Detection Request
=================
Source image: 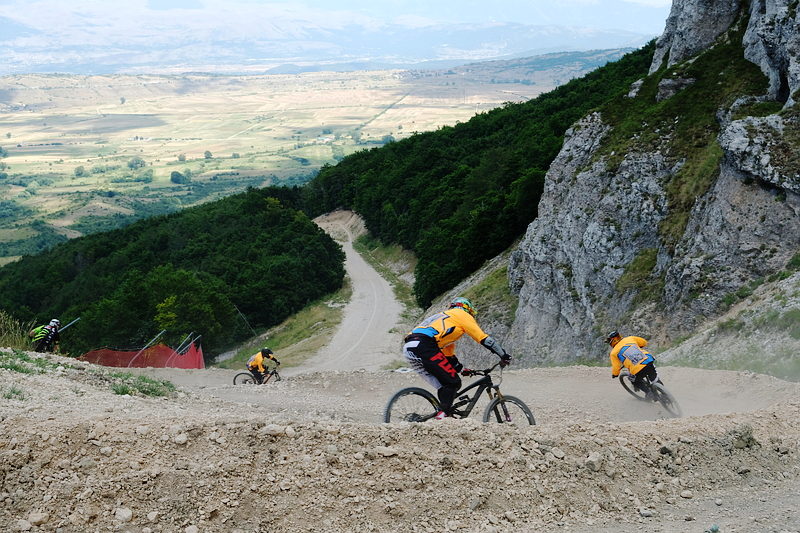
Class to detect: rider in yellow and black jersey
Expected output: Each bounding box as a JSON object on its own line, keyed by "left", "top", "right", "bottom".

{"left": 607, "top": 331, "right": 660, "bottom": 395}
{"left": 403, "top": 297, "right": 511, "bottom": 419}
{"left": 247, "top": 348, "right": 280, "bottom": 384}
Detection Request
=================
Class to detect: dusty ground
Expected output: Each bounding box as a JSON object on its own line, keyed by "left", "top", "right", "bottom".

{"left": 1, "top": 212, "right": 799, "bottom": 532}
{"left": 2, "top": 359, "right": 799, "bottom": 533}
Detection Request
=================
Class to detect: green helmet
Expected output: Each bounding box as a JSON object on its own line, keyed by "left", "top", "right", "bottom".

{"left": 449, "top": 297, "right": 476, "bottom": 317}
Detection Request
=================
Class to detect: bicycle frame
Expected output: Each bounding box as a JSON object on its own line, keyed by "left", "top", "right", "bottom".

{"left": 450, "top": 368, "right": 504, "bottom": 419}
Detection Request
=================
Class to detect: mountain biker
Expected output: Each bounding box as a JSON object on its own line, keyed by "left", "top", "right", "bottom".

{"left": 29, "top": 319, "right": 61, "bottom": 353}
{"left": 607, "top": 330, "right": 661, "bottom": 398}
{"left": 247, "top": 348, "right": 281, "bottom": 384}
{"left": 403, "top": 297, "right": 512, "bottom": 420}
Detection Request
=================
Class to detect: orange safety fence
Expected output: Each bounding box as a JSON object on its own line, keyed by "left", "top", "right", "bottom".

{"left": 80, "top": 342, "right": 205, "bottom": 369}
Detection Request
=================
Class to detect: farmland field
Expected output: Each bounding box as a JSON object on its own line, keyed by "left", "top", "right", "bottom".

{"left": 0, "top": 49, "right": 627, "bottom": 261}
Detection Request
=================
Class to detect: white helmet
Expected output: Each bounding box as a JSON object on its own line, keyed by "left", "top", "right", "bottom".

{"left": 49, "top": 318, "right": 61, "bottom": 328}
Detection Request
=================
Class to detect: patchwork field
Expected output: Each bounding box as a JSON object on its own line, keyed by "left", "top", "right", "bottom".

{"left": 0, "top": 49, "right": 627, "bottom": 261}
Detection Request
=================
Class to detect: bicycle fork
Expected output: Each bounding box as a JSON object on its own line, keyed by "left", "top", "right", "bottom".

{"left": 488, "top": 387, "right": 513, "bottom": 423}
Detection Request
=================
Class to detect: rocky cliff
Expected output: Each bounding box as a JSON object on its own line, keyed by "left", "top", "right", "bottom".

{"left": 507, "top": 0, "right": 800, "bottom": 363}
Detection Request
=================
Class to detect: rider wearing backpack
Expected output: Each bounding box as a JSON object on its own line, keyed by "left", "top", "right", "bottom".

{"left": 29, "top": 319, "right": 61, "bottom": 353}
{"left": 403, "top": 297, "right": 512, "bottom": 420}
{"left": 247, "top": 348, "right": 281, "bottom": 384}
{"left": 607, "top": 330, "right": 660, "bottom": 396}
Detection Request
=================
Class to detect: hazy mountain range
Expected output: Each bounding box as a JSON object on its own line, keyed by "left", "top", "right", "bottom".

{"left": 0, "top": 14, "right": 654, "bottom": 75}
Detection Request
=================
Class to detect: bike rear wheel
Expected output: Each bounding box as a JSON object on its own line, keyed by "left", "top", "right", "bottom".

{"left": 383, "top": 387, "right": 439, "bottom": 423}
{"left": 619, "top": 374, "right": 648, "bottom": 401}
{"left": 483, "top": 395, "right": 536, "bottom": 425}
{"left": 233, "top": 372, "right": 256, "bottom": 385}
{"left": 652, "top": 382, "right": 682, "bottom": 417}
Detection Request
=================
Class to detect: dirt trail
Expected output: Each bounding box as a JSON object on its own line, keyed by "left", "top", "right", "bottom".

{"left": 2, "top": 211, "right": 800, "bottom": 532}
{"left": 289, "top": 211, "right": 403, "bottom": 374}
{"left": 2, "top": 354, "right": 800, "bottom": 533}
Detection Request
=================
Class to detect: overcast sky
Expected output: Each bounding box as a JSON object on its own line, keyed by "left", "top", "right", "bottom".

{"left": 0, "top": 0, "right": 672, "bottom": 35}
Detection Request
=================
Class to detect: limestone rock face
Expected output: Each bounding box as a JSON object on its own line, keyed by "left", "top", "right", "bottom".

{"left": 653, "top": 0, "right": 800, "bottom": 105}
{"left": 742, "top": 0, "right": 800, "bottom": 105}
{"left": 508, "top": 114, "right": 673, "bottom": 362}
{"left": 649, "top": 0, "right": 741, "bottom": 74}
{"left": 507, "top": 2, "right": 800, "bottom": 362}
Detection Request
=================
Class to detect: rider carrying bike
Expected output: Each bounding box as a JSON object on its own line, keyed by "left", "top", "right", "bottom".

{"left": 404, "top": 297, "right": 512, "bottom": 420}
{"left": 247, "top": 348, "right": 280, "bottom": 384}
{"left": 607, "top": 330, "right": 661, "bottom": 398}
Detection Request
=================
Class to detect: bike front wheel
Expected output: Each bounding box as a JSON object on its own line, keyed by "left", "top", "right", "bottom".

{"left": 383, "top": 387, "right": 439, "bottom": 423}
{"left": 233, "top": 372, "right": 256, "bottom": 385}
{"left": 619, "top": 374, "right": 649, "bottom": 401}
{"left": 652, "top": 382, "right": 682, "bottom": 417}
{"left": 483, "top": 395, "right": 536, "bottom": 426}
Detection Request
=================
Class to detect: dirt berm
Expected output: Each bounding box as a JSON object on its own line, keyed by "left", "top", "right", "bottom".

{"left": 1, "top": 353, "right": 799, "bottom": 533}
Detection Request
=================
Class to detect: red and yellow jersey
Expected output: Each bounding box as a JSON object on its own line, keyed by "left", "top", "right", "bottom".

{"left": 609, "top": 336, "right": 654, "bottom": 376}
{"left": 410, "top": 307, "right": 489, "bottom": 357}
{"left": 247, "top": 351, "right": 276, "bottom": 372}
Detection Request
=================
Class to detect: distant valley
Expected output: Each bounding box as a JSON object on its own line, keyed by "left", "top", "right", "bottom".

{"left": 0, "top": 48, "right": 629, "bottom": 264}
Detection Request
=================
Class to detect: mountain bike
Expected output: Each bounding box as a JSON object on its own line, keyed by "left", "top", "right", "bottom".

{"left": 383, "top": 362, "right": 535, "bottom": 425}
{"left": 619, "top": 371, "right": 681, "bottom": 417}
{"left": 233, "top": 367, "right": 282, "bottom": 385}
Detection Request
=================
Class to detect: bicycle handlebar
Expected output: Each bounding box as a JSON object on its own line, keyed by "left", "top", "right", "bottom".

{"left": 463, "top": 362, "right": 502, "bottom": 377}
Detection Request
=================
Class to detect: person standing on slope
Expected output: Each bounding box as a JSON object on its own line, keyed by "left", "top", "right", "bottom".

{"left": 403, "top": 297, "right": 512, "bottom": 419}
{"left": 29, "top": 318, "right": 61, "bottom": 353}
{"left": 247, "top": 347, "right": 281, "bottom": 384}
{"left": 607, "top": 330, "right": 661, "bottom": 398}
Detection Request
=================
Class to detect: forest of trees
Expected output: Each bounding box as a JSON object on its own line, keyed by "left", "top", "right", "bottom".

{"left": 0, "top": 187, "right": 343, "bottom": 356}
{"left": 301, "top": 43, "right": 655, "bottom": 306}
{"left": 0, "top": 43, "right": 656, "bottom": 355}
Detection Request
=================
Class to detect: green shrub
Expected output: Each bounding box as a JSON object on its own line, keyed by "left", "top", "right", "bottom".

{"left": 787, "top": 252, "right": 800, "bottom": 271}
{"left": 109, "top": 372, "right": 176, "bottom": 397}
{"left": 2, "top": 385, "right": 25, "bottom": 400}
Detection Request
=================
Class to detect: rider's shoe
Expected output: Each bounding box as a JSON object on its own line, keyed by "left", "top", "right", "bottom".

{"left": 434, "top": 410, "right": 448, "bottom": 420}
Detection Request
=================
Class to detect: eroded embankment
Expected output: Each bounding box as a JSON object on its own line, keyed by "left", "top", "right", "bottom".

{"left": 1, "top": 354, "right": 799, "bottom": 532}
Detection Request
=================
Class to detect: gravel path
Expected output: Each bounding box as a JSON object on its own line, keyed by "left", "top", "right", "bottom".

{"left": 289, "top": 211, "right": 403, "bottom": 374}
{"left": 2, "top": 211, "right": 799, "bottom": 532}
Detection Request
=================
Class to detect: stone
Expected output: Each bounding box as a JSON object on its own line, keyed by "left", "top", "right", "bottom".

{"left": 114, "top": 507, "right": 133, "bottom": 522}
{"left": 680, "top": 490, "right": 694, "bottom": 499}
{"left": 656, "top": 77, "right": 696, "bottom": 102}
{"left": 375, "top": 446, "right": 398, "bottom": 457}
{"left": 584, "top": 452, "right": 603, "bottom": 472}
{"left": 27, "top": 512, "right": 48, "bottom": 525}
{"left": 262, "top": 424, "right": 284, "bottom": 436}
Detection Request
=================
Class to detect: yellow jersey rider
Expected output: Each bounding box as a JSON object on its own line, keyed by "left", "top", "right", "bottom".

{"left": 404, "top": 297, "right": 512, "bottom": 419}
{"left": 247, "top": 348, "right": 281, "bottom": 384}
{"left": 607, "top": 330, "right": 660, "bottom": 397}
